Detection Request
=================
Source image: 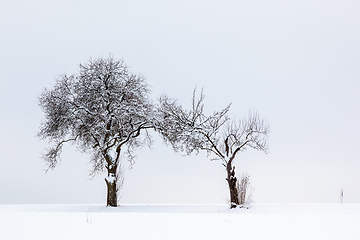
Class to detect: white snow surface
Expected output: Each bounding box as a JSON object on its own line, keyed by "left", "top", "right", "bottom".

{"left": 1, "top": 204, "right": 360, "bottom": 240}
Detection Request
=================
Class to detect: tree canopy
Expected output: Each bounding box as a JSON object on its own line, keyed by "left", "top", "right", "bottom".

{"left": 157, "top": 89, "right": 269, "bottom": 207}
{"left": 39, "top": 57, "right": 155, "bottom": 206}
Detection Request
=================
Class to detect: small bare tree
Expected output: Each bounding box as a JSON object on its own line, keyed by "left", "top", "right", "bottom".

{"left": 236, "top": 174, "right": 253, "bottom": 207}
{"left": 157, "top": 89, "right": 269, "bottom": 208}
{"left": 38, "top": 57, "right": 155, "bottom": 207}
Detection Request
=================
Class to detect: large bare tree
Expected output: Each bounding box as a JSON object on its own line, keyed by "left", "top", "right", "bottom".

{"left": 38, "top": 57, "right": 155, "bottom": 207}
{"left": 157, "top": 90, "right": 269, "bottom": 208}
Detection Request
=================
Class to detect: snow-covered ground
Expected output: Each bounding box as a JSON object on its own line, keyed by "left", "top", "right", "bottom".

{"left": 1, "top": 204, "right": 359, "bottom": 240}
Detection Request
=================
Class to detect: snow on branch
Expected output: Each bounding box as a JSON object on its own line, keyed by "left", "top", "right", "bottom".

{"left": 39, "top": 56, "right": 156, "bottom": 174}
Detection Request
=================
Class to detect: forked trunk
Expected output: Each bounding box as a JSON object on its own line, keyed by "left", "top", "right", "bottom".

{"left": 226, "top": 162, "right": 239, "bottom": 208}
{"left": 105, "top": 165, "right": 118, "bottom": 207}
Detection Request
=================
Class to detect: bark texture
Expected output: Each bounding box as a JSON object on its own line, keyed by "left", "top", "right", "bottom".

{"left": 226, "top": 163, "right": 239, "bottom": 208}
{"left": 105, "top": 165, "right": 118, "bottom": 207}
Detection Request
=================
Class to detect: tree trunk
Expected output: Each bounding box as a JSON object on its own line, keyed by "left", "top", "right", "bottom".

{"left": 105, "top": 164, "right": 118, "bottom": 207}
{"left": 226, "top": 163, "right": 239, "bottom": 208}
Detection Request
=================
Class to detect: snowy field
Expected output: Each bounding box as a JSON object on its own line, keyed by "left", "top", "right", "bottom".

{"left": 1, "top": 204, "right": 360, "bottom": 240}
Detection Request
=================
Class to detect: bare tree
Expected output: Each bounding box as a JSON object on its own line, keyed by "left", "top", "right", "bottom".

{"left": 38, "top": 57, "right": 155, "bottom": 207}
{"left": 157, "top": 89, "right": 269, "bottom": 208}
{"left": 236, "top": 174, "right": 253, "bottom": 207}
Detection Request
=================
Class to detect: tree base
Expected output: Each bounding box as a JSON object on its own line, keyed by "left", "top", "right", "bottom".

{"left": 105, "top": 177, "right": 118, "bottom": 207}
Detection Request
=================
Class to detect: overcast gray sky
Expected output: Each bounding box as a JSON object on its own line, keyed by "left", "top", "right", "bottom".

{"left": 1, "top": 0, "right": 360, "bottom": 205}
